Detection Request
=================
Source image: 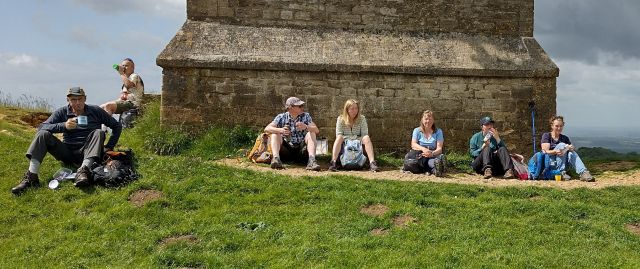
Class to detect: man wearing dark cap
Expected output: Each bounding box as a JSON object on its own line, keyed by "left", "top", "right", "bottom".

{"left": 469, "top": 116, "right": 515, "bottom": 180}
{"left": 264, "top": 96, "right": 321, "bottom": 171}
{"left": 11, "top": 87, "right": 122, "bottom": 195}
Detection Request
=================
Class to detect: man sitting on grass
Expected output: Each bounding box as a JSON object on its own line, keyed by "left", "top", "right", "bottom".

{"left": 11, "top": 87, "right": 122, "bottom": 195}
{"left": 264, "top": 96, "right": 321, "bottom": 171}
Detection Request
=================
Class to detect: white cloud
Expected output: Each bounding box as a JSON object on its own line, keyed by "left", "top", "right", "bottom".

{"left": 71, "top": 0, "right": 186, "bottom": 20}
{"left": 3, "top": 53, "right": 39, "bottom": 67}
{"left": 555, "top": 56, "right": 640, "bottom": 130}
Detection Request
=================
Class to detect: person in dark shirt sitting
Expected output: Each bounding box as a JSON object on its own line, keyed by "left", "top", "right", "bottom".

{"left": 11, "top": 87, "right": 122, "bottom": 195}
{"left": 540, "top": 115, "right": 594, "bottom": 182}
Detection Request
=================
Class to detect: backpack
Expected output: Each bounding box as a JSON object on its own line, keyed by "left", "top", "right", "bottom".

{"left": 527, "top": 151, "right": 560, "bottom": 180}
{"left": 340, "top": 139, "right": 367, "bottom": 170}
{"left": 509, "top": 154, "right": 529, "bottom": 180}
{"left": 403, "top": 150, "right": 423, "bottom": 174}
{"left": 248, "top": 133, "right": 272, "bottom": 163}
{"left": 92, "top": 149, "right": 139, "bottom": 187}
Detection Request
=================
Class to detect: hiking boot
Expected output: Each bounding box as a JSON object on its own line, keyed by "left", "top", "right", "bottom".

{"left": 561, "top": 171, "right": 571, "bottom": 181}
{"left": 270, "top": 157, "right": 284, "bottom": 170}
{"left": 328, "top": 161, "right": 338, "bottom": 172}
{"left": 483, "top": 167, "right": 493, "bottom": 179}
{"left": 503, "top": 169, "right": 514, "bottom": 179}
{"left": 11, "top": 171, "right": 40, "bottom": 195}
{"left": 74, "top": 166, "right": 93, "bottom": 187}
{"left": 433, "top": 158, "right": 444, "bottom": 177}
{"left": 306, "top": 158, "right": 321, "bottom": 171}
{"left": 579, "top": 170, "right": 595, "bottom": 182}
{"left": 369, "top": 161, "right": 380, "bottom": 172}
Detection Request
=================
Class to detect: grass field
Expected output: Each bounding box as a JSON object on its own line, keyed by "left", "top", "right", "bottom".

{"left": 1, "top": 102, "right": 640, "bottom": 268}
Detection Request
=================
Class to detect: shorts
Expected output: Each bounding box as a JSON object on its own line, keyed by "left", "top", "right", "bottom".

{"left": 279, "top": 140, "right": 308, "bottom": 163}
{"left": 115, "top": 100, "right": 136, "bottom": 114}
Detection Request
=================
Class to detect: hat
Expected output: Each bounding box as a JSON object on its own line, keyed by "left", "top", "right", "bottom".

{"left": 67, "top": 87, "right": 86, "bottom": 97}
{"left": 480, "top": 116, "right": 495, "bottom": 125}
{"left": 285, "top": 97, "right": 305, "bottom": 108}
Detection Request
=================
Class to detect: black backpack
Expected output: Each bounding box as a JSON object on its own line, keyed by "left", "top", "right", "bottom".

{"left": 92, "top": 149, "right": 139, "bottom": 187}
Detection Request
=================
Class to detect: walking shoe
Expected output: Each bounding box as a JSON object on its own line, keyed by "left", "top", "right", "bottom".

{"left": 306, "top": 158, "right": 321, "bottom": 171}
{"left": 483, "top": 167, "right": 493, "bottom": 179}
{"left": 503, "top": 169, "right": 514, "bottom": 179}
{"left": 270, "top": 157, "right": 284, "bottom": 169}
{"left": 433, "top": 158, "right": 444, "bottom": 177}
{"left": 11, "top": 171, "right": 40, "bottom": 195}
{"left": 328, "top": 161, "right": 338, "bottom": 172}
{"left": 74, "top": 166, "right": 93, "bottom": 187}
{"left": 369, "top": 161, "right": 380, "bottom": 172}
{"left": 561, "top": 171, "right": 571, "bottom": 181}
{"left": 579, "top": 170, "right": 595, "bottom": 182}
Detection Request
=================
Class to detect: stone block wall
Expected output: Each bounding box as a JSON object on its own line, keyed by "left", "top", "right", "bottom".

{"left": 186, "top": 0, "right": 534, "bottom": 36}
{"left": 161, "top": 68, "right": 555, "bottom": 155}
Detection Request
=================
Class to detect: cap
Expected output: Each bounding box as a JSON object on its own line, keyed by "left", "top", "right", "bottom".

{"left": 285, "top": 96, "right": 305, "bottom": 108}
{"left": 480, "top": 116, "right": 495, "bottom": 125}
{"left": 67, "top": 87, "right": 86, "bottom": 97}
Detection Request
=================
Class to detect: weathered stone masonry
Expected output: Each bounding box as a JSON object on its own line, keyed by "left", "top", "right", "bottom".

{"left": 158, "top": 0, "right": 558, "bottom": 155}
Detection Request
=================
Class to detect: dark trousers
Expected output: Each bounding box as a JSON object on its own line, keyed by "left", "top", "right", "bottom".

{"left": 26, "top": 130, "right": 105, "bottom": 168}
{"left": 279, "top": 140, "right": 309, "bottom": 163}
{"left": 471, "top": 146, "right": 513, "bottom": 175}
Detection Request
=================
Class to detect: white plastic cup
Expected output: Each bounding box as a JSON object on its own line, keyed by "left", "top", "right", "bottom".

{"left": 49, "top": 168, "right": 73, "bottom": 190}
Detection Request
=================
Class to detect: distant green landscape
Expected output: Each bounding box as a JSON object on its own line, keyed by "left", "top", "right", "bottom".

{"left": 1, "top": 101, "right": 640, "bottom": 268}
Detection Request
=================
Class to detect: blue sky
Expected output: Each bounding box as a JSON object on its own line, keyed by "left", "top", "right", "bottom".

{"left": 1, "top": 0, "right": 638, "bottom": 136}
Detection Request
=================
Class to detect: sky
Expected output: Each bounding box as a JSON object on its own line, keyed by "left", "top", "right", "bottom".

{"left": 0, "top": 0, "right": 638, "bottom": 136}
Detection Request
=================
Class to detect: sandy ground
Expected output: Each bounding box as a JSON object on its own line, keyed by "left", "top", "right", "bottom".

{"left": 216, "top": 158, "right": 640, "bottom": 190}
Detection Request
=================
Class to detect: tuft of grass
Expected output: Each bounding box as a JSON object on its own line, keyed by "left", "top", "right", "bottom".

{"left": 128, "top": 100, "right": 258, "bottom": 158}
{"left": 0, "top": 90, "right": 53, "bottom": 112}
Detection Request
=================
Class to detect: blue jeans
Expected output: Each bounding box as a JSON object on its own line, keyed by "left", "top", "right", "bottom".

{"left": 551, "top": 143, "right": 587, "bottom": 174}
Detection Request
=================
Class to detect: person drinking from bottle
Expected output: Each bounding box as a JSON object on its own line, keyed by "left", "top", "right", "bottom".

{"left": 469, "top": 116, "right": 515, "bottom": 179}
{"left": 264, "top": 97, "right": 320, "bottom": 171}
{"left": 100, "top": 58, "right": 144, "bottom": 115}
{"left": 540, "top": 115, "right": 594, "bottom": 182}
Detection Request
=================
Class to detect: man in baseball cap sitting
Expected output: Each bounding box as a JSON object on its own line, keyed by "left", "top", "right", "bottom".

{"left": 264, "top": 96, "right": 321, "bottom": 171}
{"left": 11, "top": 87, "right": 122, "bottom": 195}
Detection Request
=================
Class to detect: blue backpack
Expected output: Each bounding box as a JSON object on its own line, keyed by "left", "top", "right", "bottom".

{"left": 527, "top": 152, "right": 560, "bottom": 180}
{"left": 340, "top": 139, "right": 367, "bottom": 170}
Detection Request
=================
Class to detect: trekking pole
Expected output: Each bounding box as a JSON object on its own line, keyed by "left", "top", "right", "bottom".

{"left": 528, "top": 101, "right": 537, "bottom": 153}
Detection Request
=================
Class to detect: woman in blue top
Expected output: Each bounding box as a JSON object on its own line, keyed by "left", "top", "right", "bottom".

{"left": 541, "top": 115, "right": 594, "bottom": 181}
{"left": 403, "top": 110, "right": 445, "bottom": 176}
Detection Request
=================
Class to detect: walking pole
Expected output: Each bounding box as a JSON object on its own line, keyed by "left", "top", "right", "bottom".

{"left": 528, "top": 101, "right": 537, "bottom": 153}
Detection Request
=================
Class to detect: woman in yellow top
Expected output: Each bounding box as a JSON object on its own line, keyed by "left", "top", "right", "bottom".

{"left": 329, "top": 99, "right": 379, "bottom": 172}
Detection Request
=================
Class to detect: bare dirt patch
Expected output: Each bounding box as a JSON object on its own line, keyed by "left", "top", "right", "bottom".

{"left": 360, "top": 204, "right": 389, "bottom": 217}
{"left": 370, "top": 228, "right": 389, "bottom": 236}
{"left": 19, "top": 112, "right": 51, "bottom": 128}
{"left": 129, "top": 189, "right": 163, "bottom": 207}
{"left": 529, "top": 195, "right": 544, "bottom": 201}
{"left": 159, "top": 234, "right": 198, "bottom": 247}
{"left": 626, "top": 223, "right": 640, "bottom": 236}
{"left": 392, "top": 215, "right": 417, "bottom": 228}
{"left": 215, "top": 158, "right": 640, "bottom": 190}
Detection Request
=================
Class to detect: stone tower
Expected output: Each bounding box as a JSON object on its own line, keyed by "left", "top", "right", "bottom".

{"left": 157, "top": 0, "right": 558, "bottom": 155}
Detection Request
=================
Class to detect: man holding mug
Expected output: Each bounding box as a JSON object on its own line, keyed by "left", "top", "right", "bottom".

{"left": 11, "top": 87, "right": 122, "bottom": 195}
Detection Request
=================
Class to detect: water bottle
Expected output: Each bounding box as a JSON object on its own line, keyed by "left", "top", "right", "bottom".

{"left": 283, "top": 123, "right": 291, "bottom": 144}
{"left": 113, "top": 64, "right": 120, "bottom": 71}
{"left": 483, "top": 132, "right": 493, "bottom": 142}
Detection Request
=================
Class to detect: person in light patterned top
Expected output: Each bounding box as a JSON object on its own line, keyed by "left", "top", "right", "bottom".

{"left": 100, "top": 58, "right": 144, "bottom": 115}
{"left": 328, "top": 99, "right": 379, "bottom": 172}
{"left": 264, "top": 96, "right": 320, "bottom": 171}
